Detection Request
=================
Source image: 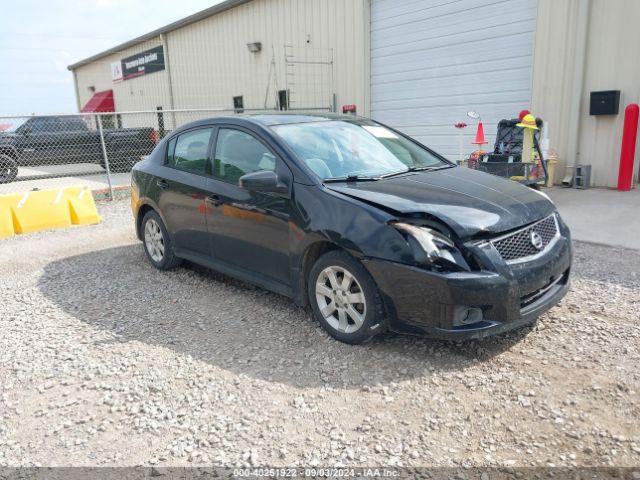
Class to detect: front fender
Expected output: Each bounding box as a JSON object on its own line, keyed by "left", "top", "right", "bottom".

{"left": 291, "top": 184, "right": 416, "bottom": 267}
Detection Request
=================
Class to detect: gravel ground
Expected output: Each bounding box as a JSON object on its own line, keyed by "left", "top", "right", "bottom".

{"left": 0, "top": 199, "right": 639, "bottom": 469}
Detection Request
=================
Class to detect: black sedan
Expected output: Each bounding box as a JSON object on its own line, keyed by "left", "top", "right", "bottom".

{"left": 131, "top": 114, "right": 572, "bottom": 344}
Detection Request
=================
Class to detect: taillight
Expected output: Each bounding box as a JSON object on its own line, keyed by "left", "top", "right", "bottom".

{"left": 149, "top": 130, "right": 159, "bottom": 144}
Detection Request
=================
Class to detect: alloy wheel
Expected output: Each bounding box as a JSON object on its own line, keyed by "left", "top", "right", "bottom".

{"left": 144, "top": 218, "right": 165, "bottom": 262}
{"left": 315, "top": 265, "right": 366, "bottom": 334}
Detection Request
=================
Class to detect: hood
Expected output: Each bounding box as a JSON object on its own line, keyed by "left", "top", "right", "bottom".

{"left": 326, "top": 166, "right": 555, "bottom": 238}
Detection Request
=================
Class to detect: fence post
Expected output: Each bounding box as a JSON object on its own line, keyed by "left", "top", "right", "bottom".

{"left": 96, "top": 114, "right": 115, "bottom": 201}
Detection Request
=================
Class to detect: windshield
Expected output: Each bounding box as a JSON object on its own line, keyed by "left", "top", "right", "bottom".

{"left": 2, "top": 118, "right": 28, "bottom": 133}
{"left": 272, "top": 120, "right": 447, "bottom": 180}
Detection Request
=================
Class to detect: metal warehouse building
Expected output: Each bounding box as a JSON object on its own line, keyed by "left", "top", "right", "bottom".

{"left": 69, "top": 0, "right": 640, "bottom": 188}
{"left": 69, "top": 0, "right": 370, "bottom": 120}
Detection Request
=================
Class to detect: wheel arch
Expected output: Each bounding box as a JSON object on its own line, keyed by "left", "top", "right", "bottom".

{"left": 0, "top": 151, "right": 18, "bottom": 184}
{"left": 135, "top": 200, "right": 166, "bottom": 241}
{"left": 293, "top": 238, "right": 365, "bottom": 307}
{"left": 0, "top": 146, "right": 18, "bottom": 159}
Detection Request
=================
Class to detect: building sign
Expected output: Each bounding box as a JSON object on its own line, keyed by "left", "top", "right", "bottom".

{"left": 111, "top": 61, "right": 123, "bottom": 83}
{"left": 119, "top": 45, "right": 165, "bottom": 81}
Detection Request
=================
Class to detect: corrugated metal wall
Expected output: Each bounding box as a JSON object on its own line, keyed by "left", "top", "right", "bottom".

{"left": 73, "top": 0, "right": 369, "bottom": 121}
{"left": 370, "top": 0, "right": 537, "bottom": 160}
{"left": 532, "top": 0, "right": 640, "bottom": 187}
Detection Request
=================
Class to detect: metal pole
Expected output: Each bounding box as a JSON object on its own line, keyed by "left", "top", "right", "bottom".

{"left": 160, "top": 33, "right": 176, "bottom": 130}
{"left": 617, "top": 104, "right": 639, "bottom": 191}
{"left": 96, "top": 114, "right": 114, "bottom": 201}
{"left": 562, "top": 0, "right": 591, "bottom": 186}
{"left": 330, "top": 48, "right": 335, "bottom": 112}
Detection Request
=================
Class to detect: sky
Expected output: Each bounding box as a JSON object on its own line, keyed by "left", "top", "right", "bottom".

{"left": 0, "top": 0, "right": 224, "bottom": 116}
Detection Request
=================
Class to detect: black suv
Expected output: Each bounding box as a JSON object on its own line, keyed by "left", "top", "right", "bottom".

{"left": 131, "top": 114, "right": 571, "bottom": 344}
{"left": 0, "top": 116, "right": 157, "bottom": 183}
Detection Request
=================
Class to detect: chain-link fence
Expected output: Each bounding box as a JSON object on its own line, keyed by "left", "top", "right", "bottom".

{"left": 0, "top": 107, "right": 331, "bottom": 198}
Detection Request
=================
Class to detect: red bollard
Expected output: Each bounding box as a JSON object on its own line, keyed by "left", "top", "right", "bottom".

{"left": 617, "top": 103, "right": 639, "bottom": 191}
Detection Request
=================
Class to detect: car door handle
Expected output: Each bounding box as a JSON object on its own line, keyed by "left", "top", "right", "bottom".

{"left": 157, "top": 179, "right": 169, "bottom": 189}
{"left": 206, "top": 194, "right": 223, "bottom": 207}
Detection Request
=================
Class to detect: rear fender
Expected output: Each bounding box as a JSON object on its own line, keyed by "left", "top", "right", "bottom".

{"left": 133, "top": 198, "right": 168, "bottom": 241}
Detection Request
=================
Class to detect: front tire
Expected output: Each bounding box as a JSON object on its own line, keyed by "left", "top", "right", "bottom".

{"left": 141, "top": 210, "right": 182, "bottom": 270}
{"left": 308, "top": 251, "right": 387, "bottom": 344}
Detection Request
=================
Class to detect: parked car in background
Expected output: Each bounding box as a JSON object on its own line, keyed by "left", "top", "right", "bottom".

{"left": 0, "top": 115, "right": 158, "bottom": 183}
{"left": 131, "top": 114, "right": 572, "bottom": 344}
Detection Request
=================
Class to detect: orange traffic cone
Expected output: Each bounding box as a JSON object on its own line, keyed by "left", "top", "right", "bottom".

{"left": 472, "top": 122, "right": 488, "bottom": 146}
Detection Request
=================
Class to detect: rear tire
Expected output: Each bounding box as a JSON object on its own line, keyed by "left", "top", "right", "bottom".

{"left": 0, "top": 154, "right": 18, "bottom": 184}
{"left": 308, "top": 251, "right": 387, "bottom": 344}
{"left": 141, "top": 210, "right": 182, "bottom": 270}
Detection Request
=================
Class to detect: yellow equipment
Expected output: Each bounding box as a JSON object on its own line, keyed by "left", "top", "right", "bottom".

{"left": 0, "top": 186, "right": 101, "bottom": 239}
{"left": 516, "top": 114, "right": 540, "bottom": 130}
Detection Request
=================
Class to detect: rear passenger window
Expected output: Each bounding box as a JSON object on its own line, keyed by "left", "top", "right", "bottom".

{"left": 213, "top": 128, "right": 277, "bottom": 185}
{"left": 167, "top": 128, "right": 213, "bottom": 175}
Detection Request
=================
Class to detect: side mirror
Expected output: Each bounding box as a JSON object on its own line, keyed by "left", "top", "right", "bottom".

{"left": 239, "top": 170, "right": 287, "bottom": 194}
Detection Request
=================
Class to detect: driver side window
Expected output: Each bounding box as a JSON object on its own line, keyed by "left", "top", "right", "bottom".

{"left": 213, "top": 128, "right": 277, "bottom": 185}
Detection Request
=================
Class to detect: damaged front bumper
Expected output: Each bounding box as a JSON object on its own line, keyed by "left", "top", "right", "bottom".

{"left": 362, "top": 232, "right": 572, "bottom": 340}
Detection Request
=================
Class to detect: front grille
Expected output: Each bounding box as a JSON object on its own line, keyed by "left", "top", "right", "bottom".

{"left": 491, "top": 214, "right": 559, "bottom": 262}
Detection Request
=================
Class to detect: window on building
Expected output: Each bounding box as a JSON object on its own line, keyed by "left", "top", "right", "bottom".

{"left": 233, "top": 96, "right": 244, "bottom": 114}
{"left": 167, "top": 128, "right": 213, "bottom": 175}
{"left": 278, "top": 90, "right": 289, "bottom": 110}
{"left": 213, "top": 128, "right": 277, "bottom": 185}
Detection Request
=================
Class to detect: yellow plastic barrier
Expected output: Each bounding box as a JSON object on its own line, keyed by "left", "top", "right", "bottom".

{"left": 0, "top": 186, "right": 101, "bottom": 239}
{"left": 0, "top": 193, "right": 20, "bottom": 239}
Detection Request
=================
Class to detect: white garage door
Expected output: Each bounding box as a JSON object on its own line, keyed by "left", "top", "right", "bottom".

{"left": 370, "top": 0, "right": 537, "bottom": 160}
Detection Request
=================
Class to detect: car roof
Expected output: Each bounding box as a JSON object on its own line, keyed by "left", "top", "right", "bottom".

{"left": 245, "top": 112, "right": 364, "bottom": 126}
{"left": 168, "top": 113, "right": 372, "bottom": 138}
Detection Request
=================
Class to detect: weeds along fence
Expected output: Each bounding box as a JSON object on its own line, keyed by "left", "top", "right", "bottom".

{"left": 0, "top": 107, "right": 331, "bottom": 198}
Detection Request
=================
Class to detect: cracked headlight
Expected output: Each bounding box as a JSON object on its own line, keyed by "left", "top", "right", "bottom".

{"left": 393, "top": 222, "right": 470, "bottom": 271}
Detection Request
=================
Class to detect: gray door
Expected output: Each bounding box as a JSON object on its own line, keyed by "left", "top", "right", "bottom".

{"left": 370, "top": 0, "right": 537, "bottom": 160}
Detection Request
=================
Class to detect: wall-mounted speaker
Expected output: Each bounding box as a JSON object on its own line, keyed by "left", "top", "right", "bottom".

{"left": 590, "top": 90, "right": 620, "bottom": 115}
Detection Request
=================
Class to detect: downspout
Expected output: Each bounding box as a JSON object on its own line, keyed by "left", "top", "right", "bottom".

{"left": 363, "top": 0, "right": 372, "bottom": 117}
{"left": 160, "top": 33, "right": 176, "bottom": 129}
{"left": 562, "top": 0, "right": 591, "bottom": 186}
{"left": 71, "top": 69, "right": 81, "bottom": 112}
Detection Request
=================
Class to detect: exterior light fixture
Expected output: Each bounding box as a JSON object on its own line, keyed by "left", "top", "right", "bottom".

{"left": 247, "top": 42, "right": 262, "bottom": 53}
